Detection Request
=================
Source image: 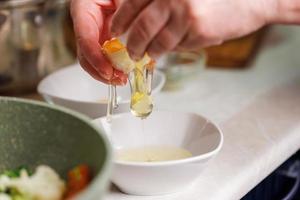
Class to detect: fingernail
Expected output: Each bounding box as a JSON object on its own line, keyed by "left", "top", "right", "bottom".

{"left": 112, "top": 78, "right": 123, "bottom": 85}
{"left": 126, "top": 46, "right": 139, "bottom": 61}
{"left": 99, "top": 70, "right": 111, "bottom": 80}
{"left": 119, "top": 76, "right": 127, "bottom": 85}
{"left": 113, "top": 72, "right": 119, "bottom": 78}
{"left": 129, "top": 52, "right": 141, "bottom": 61}
{"left": 147, "top": 45, "right": 161, "bottom": 60}
{"left": 111, "top": 31, "right": 118, "bottom": 37}
{"left": 114, "top": 70, "right": 123, "bottom": 78}
{"left": 147, "top": 51, "right": 159, "bottom": 60}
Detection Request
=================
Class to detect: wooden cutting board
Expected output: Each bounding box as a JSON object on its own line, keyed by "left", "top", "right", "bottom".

{"left": 205, "top": 27, "right": 268, "bottom": 68}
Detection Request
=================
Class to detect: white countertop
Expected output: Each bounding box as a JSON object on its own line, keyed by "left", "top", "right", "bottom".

{"left": 105, "top": 25, "right": 300, "bottom": 200}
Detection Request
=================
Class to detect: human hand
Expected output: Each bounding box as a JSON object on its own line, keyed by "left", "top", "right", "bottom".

{"left": 110, "top": 0, "right": 272, "bottom": 59}
{"left": 71, "top": 0, "right": 127, "bottom": 85}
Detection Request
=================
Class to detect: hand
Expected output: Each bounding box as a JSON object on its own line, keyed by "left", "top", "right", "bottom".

{"left": 71, "top": 0, "right": 127, "bottom": 85}
{"left": 110, "top": 0, "right": 272, "bottom": 59}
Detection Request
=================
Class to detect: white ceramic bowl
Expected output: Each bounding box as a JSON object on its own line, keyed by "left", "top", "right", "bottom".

{"left": 38, "top": 64, "right": 166, "bottom": 118}
{"left": 93, "top": 111, "right": 223, "bottom": 195}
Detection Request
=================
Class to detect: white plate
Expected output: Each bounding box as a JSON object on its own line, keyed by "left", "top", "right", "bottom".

{"left": 93, "top": 111, "right": 223, "bottom": 195}
{"left": 38, "top": 63, "right": 166, "bottom": 118}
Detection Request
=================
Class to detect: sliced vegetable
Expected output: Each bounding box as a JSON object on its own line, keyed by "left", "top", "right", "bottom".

{"left": 64, "top": 165, "right": 91, "bottom": 199}
{"left": 1, "top": 165, "right": 91, "bottom": 200}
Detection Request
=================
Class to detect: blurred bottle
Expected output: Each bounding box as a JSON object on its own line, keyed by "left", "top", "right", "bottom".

{"left": 160, "top": 51, "right": 206, "bottom": 91}
{"left": 0, "top": 0, "right": 76, "bottom": 95}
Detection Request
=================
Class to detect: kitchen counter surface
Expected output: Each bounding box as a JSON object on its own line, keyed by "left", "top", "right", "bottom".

{"left": 105, "top": 25, "right": 300, "bottom": 200}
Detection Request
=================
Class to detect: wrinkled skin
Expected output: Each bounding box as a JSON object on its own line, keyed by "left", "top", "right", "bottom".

{"left": 111, "top": 0, "right": 270, "bottom": 60}
{"left": 71, "top": 0, "right": 300, "bottom": 85}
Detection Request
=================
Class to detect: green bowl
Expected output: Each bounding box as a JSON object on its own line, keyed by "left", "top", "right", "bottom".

{"left": 0, "top": 97, "right": 112, "bottom": 200}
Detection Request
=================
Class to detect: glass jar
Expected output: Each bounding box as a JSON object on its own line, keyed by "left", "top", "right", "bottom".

{"left": 0, "top": 0, "right": 76, "bottom": 95}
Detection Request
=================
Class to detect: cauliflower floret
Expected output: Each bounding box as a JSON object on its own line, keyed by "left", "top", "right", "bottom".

{"left": 0, "top": 166, "right": 65, "bottom": 200}
{"left": 0, "top": 175, "right": 10, "bottom": 191}
{"left": 0, "top": 194, "right": 11, "bottom": 200}
{"left": 11, "top": 166, "right": 65, "bottom": 200}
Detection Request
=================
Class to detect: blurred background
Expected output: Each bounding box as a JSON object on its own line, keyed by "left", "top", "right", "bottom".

{"left": 0, "top": 0, "right": 76, "bottom": 95}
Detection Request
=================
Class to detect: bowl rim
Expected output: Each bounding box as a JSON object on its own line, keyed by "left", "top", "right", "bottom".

{"left": 37, "top": 64, "right": 166, "bottom": 105}
{"left": 94, "top": 110, "right": 223, "bottom": 167}
{"left": 0, "top": 96, "right": 113, "bottom": 198}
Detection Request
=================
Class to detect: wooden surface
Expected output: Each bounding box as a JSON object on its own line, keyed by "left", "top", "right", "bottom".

{"left": 205, "top": 27, "right": 267, "bottom": 68}
{"left": 18, "top": 93, "right": 43, "bottom": 101}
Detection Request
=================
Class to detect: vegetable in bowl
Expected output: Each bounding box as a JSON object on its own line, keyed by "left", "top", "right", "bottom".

{"left": 0, "top": 97, "right": 112, "bottom": 200}
{"left": 0, "top": 165, "right": 91, "bottom": 200}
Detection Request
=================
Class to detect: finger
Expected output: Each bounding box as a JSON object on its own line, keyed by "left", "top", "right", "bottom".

{"left": 111, "top": 0, "right": 152, "bottom": 36}
{"left": 177, "top": 33, "right": 206, "bottom": 50}
{"left": 78, "top": 48, "right": 127, "bottom": 85}
{"left": 94, "top": 0, "right": 115, "bottom": 9}
{"left": 79, "top": 53, "right": 126, "bottom": 85}
{"left": 99, "top": 11, "right": 114, "bottom": 44}
{"left": 90, "top": 11, "right": 128, "bottom": 85}
{"left": 78, "top": 52, "right": 110, "bottom": 84}
{"left": 71, "top": 0, "right": 113, "bottom": 80}
{"left": 177, "top": 26, "right": 223, "bottom": 51}
{"left": 112, "top": 75, "right": 127, "bottom": 85}
{"left": 113, "top": 69, "right": 128, "bottom": 85}
{"left": 126, "top": 0, "right": 170, "bottom": 60}
{"left": 112, "top": 0, "right": 123, "bottom": 7}
{"left": 147, "top": 6, "right": 190, "bottom": 58}
{"left": 99, "top": 13, "right": 128, "bottom": 85}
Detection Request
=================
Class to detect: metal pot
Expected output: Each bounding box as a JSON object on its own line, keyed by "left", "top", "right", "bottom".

{"left": 0, "top": 0, "right": 76, "bottom": 95}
